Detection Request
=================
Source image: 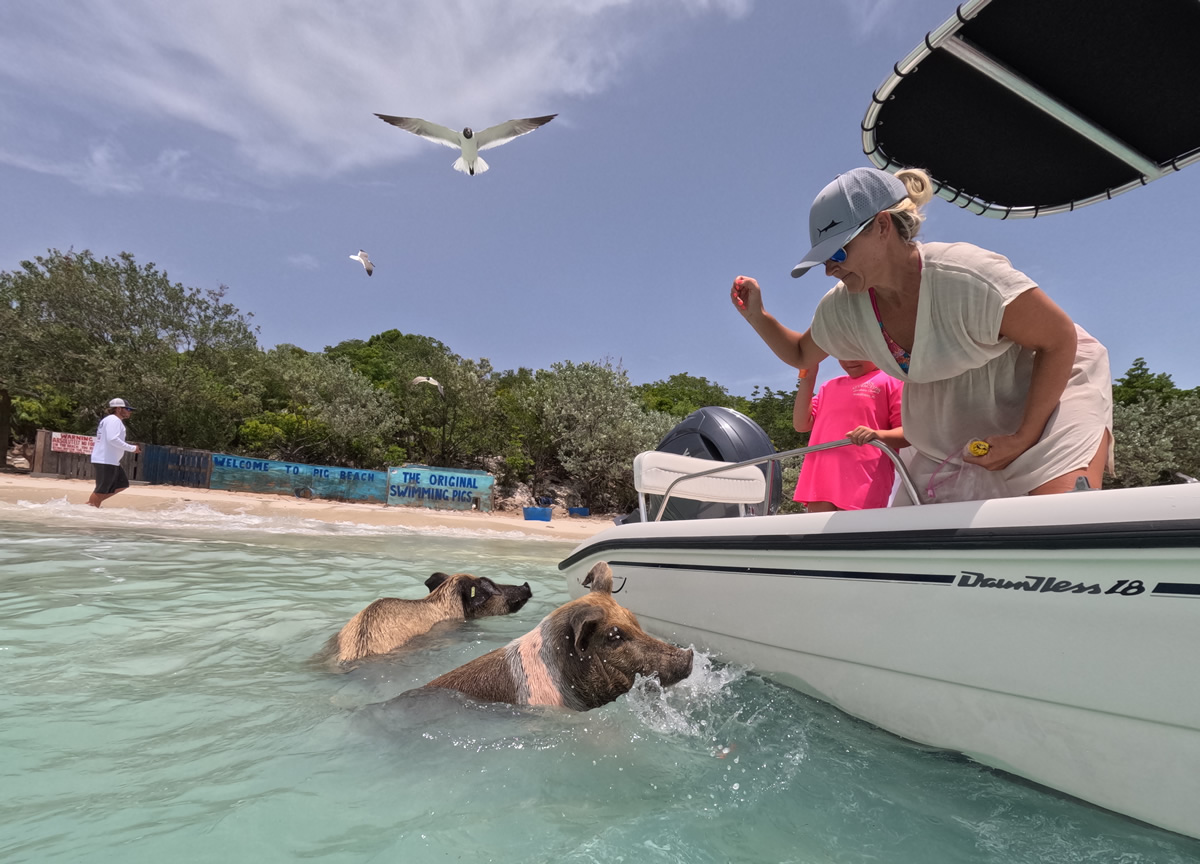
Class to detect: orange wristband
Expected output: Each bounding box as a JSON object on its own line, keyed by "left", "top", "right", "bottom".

{"left": 797, "top": 369, "right": 809, "bottom": 379}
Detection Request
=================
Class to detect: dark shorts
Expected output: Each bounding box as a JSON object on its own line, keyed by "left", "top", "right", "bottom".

{"left": 93, "top": 463, "right": 130, "bottom": 495}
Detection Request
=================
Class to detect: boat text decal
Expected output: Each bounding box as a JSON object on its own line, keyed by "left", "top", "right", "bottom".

{"left": 957, "top": 571, "right": 1145, "bottom": 596}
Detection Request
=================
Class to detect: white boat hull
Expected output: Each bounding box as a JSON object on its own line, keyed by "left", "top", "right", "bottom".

{"left": 560, "top": 484, "right": 1200, "bottom": 839}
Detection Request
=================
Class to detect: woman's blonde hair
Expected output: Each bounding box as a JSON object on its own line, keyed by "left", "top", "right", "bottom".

{"left": 886, "top": 168, "right": 934, "bottom": 242}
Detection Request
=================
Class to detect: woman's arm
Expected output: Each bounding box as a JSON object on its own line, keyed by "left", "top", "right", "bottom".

{"left": 732, "top": 276, "right": 829, "bottom": 371}
{"left": 965, "top": 287, "right": 1077, "bottom": 470}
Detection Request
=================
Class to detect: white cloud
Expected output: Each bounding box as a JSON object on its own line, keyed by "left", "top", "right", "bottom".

{"left": 841, "top": 0, "right": 920, "bottom": 41}
{"left": 0, "top": 140, "right": 142, "bottom": 195}
{"left": 287, "top": 253, "right": 320, "bottom": 271}
{"left": 0, "top": 139, "right": 280, "bottom": 210}
{"left": 0, "top": 0, "right": 753, "bottom": 196}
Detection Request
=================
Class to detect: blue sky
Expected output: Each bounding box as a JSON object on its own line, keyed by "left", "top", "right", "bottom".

{"left": 2, "top": 0, "right": 1196, "bottom": 396}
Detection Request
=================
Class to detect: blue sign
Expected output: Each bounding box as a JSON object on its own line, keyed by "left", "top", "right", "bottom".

{"left": 387, "top": 465, "right": 494, "bottom": 511}
{"left": 210, "top": 454, "right": 388, "bottom": 503}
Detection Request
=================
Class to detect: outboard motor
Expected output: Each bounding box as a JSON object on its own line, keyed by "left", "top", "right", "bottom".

{"left": 624, "top": 406, "right": 782, "bottom": 522}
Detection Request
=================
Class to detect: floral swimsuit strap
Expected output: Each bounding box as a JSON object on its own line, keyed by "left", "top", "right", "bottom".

{"left": 868, "top": 286, "right": 911, "bottom": 374}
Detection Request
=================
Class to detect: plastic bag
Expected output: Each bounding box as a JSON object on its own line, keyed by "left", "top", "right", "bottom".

{"left": 924, "top": 442, "right": 1012, "bottom": 503}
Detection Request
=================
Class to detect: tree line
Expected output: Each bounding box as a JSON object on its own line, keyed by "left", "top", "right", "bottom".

{"left": 2, "top": 250, "right": 1197, "bottom": 511}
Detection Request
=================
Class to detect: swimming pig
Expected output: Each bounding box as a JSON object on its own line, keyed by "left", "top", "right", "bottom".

{"left": 323, "top": 572, "right": 533, "bottom": 664}
{"left": 417, "top": 562, "right": 693, "bottom": 710}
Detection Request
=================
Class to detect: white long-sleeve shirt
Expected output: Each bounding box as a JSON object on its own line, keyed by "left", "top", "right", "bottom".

{"left": 91, "top": 414, "right": 138, "bottom": 465}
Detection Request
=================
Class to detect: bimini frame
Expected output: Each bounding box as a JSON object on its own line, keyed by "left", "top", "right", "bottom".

{"left": 862, "top": 0, "right": 1200, "bottom": 217}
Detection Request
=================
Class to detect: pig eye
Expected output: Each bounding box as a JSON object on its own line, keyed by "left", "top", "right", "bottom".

{"left": 606, "top": 626, "right": 623, "bottom": 642}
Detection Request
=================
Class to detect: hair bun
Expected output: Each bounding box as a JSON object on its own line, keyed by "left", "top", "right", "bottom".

{"left": 895, "top": 168, "right": 934, "bottom": 207}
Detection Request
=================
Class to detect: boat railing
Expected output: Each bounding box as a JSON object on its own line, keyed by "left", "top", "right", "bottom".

{"left": 651, "top": 439, "right": 922, "bottom": 522}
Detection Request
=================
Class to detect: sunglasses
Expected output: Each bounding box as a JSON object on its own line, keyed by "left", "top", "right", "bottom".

{"left": 828, "top": 217, "right": 876, "bottom": 263}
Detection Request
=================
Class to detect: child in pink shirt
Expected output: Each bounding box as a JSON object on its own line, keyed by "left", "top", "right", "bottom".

{"left": 793, "top": 359, "right": 906, "bottom": 512}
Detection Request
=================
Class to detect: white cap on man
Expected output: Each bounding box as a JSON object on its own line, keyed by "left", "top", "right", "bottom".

{"left": 108, "top": 398, "right": 137, "bottom": 411}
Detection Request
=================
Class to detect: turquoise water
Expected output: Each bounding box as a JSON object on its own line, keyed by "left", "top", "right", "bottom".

{"left": 2, "top": 498, "right": 1197, "bottom": 864}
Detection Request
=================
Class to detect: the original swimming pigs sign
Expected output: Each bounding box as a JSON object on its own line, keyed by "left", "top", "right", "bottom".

{"left": 208, "top": 454, "right": 493, "bottom": 511}
{"left": 387, "top": 465, "right": 494, "bottom": 512}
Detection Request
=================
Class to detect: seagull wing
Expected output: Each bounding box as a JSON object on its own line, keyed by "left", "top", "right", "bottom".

{"left": 375, "top": 115, "right": 462, "bottom": 150}
{"left": 411, "top": 376, "right": 444, "bottom": 396}
{"left": 475, "top": 114, "right": 557, "bottom": 151}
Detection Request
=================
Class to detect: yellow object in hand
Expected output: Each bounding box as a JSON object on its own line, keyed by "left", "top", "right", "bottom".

{"left": 968, "top": 440, "right": 990, "bottom": 457}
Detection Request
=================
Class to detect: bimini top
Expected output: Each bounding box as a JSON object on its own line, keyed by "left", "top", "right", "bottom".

{"left": 861, "top": 0, "right": 1200, "bottom": 218}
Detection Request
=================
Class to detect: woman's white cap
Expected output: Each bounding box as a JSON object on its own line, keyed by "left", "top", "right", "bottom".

{"left": 791, "top": 167, "right": 908, "bottom": 277}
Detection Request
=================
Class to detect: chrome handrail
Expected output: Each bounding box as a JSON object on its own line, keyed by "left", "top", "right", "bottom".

{"left": 652, "top": 439, "right": 921, "bottom": 522}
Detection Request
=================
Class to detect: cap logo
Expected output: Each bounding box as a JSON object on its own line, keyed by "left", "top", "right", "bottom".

{"left": 816, "top": 218, "right": 842, "bottom": 236}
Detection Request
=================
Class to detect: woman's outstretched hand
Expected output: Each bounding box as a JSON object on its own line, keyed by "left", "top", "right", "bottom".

{"left": 731, "top": 275, "right": 763, "bottom": 321}
{"left": 730, "top": 274, "right": 826, "bottom": 372}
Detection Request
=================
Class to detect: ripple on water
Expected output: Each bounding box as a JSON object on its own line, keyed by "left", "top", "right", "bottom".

{"left": 2, "top": 512, "right": 1198, "bottom": 864}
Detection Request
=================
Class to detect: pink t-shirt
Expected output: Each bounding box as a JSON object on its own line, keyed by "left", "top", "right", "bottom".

{"left": 793, "top": 369, "right": 904, "bottom": 510}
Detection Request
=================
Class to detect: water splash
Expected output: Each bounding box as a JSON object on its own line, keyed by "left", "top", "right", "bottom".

{"left": 624, "top": 649, "right": 746, "bottom": 736}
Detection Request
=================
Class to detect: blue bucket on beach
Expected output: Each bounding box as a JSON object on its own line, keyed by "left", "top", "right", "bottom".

{"left": 523, "top": 506, "right": 552, "bottom": 522}
{"left": 567, "top": 507, "right": 589, "bottom": 517}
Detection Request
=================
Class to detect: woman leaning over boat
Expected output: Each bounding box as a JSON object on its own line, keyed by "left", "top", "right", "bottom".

{"left": 731, "top": 166, "right": 1112, "bottom": 504}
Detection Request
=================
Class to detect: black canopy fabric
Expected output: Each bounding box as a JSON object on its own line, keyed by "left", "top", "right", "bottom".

{"left": 861, "top": 0, "right": 1200, "bottom": 218}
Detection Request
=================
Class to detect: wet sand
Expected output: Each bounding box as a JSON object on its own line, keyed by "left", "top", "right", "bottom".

{"left": 0, "top": 473, "right": 617, "bottom": 541}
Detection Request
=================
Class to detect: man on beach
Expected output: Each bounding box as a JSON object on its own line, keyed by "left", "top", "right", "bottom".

{"left": 88, "top": 398, "right": 140, "bottom": 508}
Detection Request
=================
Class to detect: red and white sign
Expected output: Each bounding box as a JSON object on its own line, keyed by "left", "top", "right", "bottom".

{"left": 50, "top": 432, "right": 96, "bottom": 455}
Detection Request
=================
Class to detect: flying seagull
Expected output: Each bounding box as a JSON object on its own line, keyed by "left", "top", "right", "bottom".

{"left": 349, "top": 250, "right": 374, "bottom": 276}
{"left": 374, "top": 113, "right": 557, "bottom": 175}
{"left": 411, "top": 376, "right": 444, "bottom": 397}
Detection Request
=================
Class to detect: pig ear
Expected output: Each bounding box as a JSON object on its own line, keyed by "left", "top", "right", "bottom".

{"left": 568, "top": 605, "right": 606, "bottom": 655}
{"left": 461, "top": 577, "right": 497, "bottom": 610}
{"left": 425, "top": 572, "right": 452, "bottom": 592}
{"left": 581, "top": 562, "right": 613, "bottom": 594}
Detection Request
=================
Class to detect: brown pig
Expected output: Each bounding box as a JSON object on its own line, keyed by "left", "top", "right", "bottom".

{"left": 419, "top": 562, "right": 693, "bottom": 710}
{"left": 322, "top": 572, "right": 533, "bottom": 664}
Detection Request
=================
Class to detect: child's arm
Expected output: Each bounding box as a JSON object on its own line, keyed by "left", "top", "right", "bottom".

{"left": 792, "top": 365, "right": 819, "bottom": 434}
{"left": 846, "top": 374, "right": 908, "bottom": 449}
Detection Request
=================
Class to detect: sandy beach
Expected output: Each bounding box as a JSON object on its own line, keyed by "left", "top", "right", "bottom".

{"left": 0, "top": 473, "right": 617, "bottom": 541}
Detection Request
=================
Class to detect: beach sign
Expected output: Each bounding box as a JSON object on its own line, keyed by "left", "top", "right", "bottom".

{"left": 50, "top": 432, "right": 96, "bottom": 455}
{"left": 210, "top": 454, "right": 388, "bottom": 503}
{"left": 387, "top": 465, "right": 494, "bottom": 512}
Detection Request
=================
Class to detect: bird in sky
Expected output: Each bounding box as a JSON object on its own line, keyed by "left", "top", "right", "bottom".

{"left": 374, "top": 113, "right": 557, "bottom": 175}
{"left": 349, "top": 250, "right": 374, "bottom": 276}
{"left": 411, "top": 376, "right": 444, "bottom": 397}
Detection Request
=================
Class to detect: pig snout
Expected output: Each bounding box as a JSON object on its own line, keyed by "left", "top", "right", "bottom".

{"left": 649, "top": 646, "right": 693, "bottom": 687}
{"left": 672, "top": 647, "right": 695, "bottom": 682}
{"left": 502, "top": 582, "right": 533, "bottom": 611}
